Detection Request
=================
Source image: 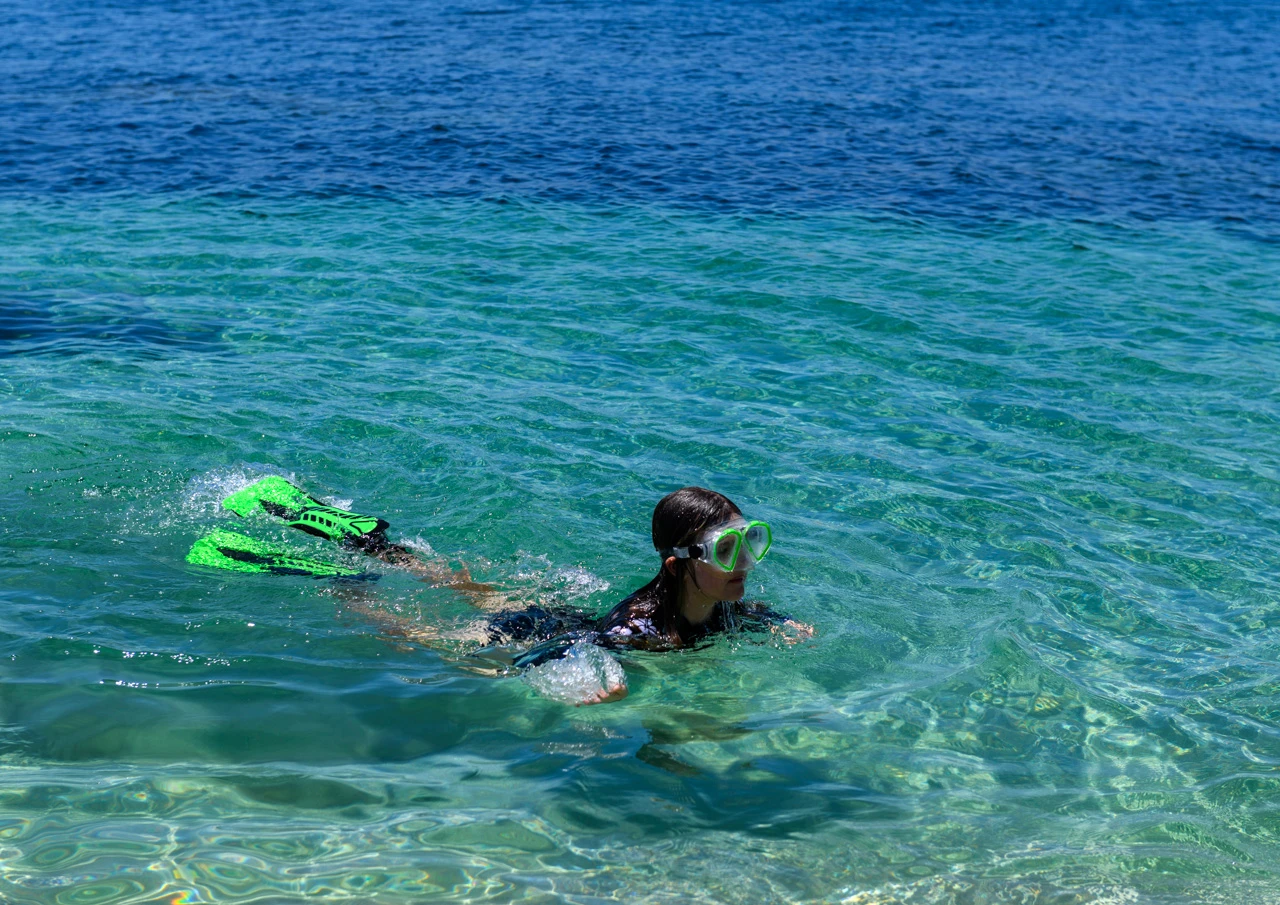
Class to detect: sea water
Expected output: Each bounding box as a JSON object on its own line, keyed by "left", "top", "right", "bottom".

{"left": 2, "top": 1, "right": 1279, "bottom": 903}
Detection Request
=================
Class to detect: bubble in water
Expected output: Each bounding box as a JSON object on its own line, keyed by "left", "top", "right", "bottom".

{"left": 522, "top": 642, "right": 625, "bottom": 706}
{"left": 512, "top": 552, "right": 553, "bottom": 581}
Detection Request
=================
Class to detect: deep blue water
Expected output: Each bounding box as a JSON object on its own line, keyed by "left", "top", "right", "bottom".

{"left": 2, "top": 0, "right": 1277, "bottom": 229}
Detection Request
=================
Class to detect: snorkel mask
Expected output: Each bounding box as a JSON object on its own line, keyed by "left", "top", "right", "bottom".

{"left": 661, "top": 518, "right": 773, "bottom": 573}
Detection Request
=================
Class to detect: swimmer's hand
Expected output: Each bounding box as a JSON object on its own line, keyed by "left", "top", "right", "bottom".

{"left": 578, "top": 677, "right": 629, "bottom": 706}
{"left": 773, "top": 619, "right": 815, "bottom": 644}
{"left": 523, "top": 641, "right": 628, "bottom": 706}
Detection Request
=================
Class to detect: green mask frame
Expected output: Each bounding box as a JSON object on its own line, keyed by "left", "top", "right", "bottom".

{"left": 664, "top": 519, "right": 773, "bottom": 572}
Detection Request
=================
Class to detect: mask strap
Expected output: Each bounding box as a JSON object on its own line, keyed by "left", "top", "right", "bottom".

{"left": 681, "top": 555, "right": 703, "bottom": 591}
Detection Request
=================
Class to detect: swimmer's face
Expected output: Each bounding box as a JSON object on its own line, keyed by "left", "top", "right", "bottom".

{"left": 689, "top": 558, "right": 748, "bottom": 601}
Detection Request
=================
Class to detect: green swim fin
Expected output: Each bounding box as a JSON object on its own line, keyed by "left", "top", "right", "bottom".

{"left": 222, "top": 476, "right": 390, "bottom": 547}
{"left": 187, "top": 529, "right": 376, "bottom": 580}
{"left": 222, "top": 475, "right": 315, "bottom": 518}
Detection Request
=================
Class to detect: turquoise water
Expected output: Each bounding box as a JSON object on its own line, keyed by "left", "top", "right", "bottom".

{"left": 3, "top": 195, "right": 1280, "bottom": 902}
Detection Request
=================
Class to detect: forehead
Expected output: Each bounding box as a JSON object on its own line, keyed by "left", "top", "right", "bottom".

{"left": 699, "top": 516, "right": 748, "bottom": 537}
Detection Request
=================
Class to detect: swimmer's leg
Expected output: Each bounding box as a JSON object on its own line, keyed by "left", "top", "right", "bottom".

{"left": 326, "top": 582, "right": 491, "bottom": 647}
{"left": 371, "top": 542, "right": 515, "bottom": 611}
{"left": 221, "top": 478, "right": 511, "bottom": 609}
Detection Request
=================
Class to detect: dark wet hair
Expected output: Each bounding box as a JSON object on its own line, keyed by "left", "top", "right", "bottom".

{"left": 643, "top": 487, "right": 742, "bottom": 620}
{"left": 595, "top": 488, "right": 745, "bottom": 646}
{"left": 651, "top": 486, "right": 742, "bottom": 557}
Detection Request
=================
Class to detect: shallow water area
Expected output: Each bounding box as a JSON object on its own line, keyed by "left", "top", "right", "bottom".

{"left": 2, "top": 195, "right": 1279, "bottom": 904}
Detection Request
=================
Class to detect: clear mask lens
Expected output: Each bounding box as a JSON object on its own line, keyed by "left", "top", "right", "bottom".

{"left": 712, "top": 532, "right": 742, "bottom": 571}
{"left": 743, "top": 522, "right": 771, "bottom": 562}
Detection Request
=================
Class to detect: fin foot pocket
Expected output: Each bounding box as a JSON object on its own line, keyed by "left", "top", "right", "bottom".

{"left": 223, "top": 477, "right": 390, "bottom": 544}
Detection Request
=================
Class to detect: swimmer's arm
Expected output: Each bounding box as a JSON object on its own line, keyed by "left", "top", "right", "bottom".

{"left": 515, "top": 632, "right": 635, "bottom": 667}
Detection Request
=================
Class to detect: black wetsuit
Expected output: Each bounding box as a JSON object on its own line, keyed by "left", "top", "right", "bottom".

{"left": 339, "top": 513, "right": 785, "bottom": 667}
{"left": 485, "top": 591, "right": 788, "bottom": 669}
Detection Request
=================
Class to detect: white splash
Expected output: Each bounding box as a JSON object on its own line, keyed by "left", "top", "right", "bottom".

{"left": 399, "top": 535, "right": 437, "bottom": 558}
{"left": 522, "top": 642, "right": 626, "bottom": 706}
{"left": 548, "top": 565, "right": 611, "bottom": 600}
{"left": 512, "top": 552, "right": 610, "bottom": 602}
{"left": 183, "top": 466, "right": 295, "bottom": 518}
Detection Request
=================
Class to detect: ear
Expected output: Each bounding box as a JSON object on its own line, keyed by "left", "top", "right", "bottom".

{"left": 663, "top": 556, "right": 678, "bottom": 576}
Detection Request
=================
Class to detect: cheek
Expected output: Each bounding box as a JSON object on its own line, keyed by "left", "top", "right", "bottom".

{"left": 694, "top": 562, "right": 727, "bottom": 588}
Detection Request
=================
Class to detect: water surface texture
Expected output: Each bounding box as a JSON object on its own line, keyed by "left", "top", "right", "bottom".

{"left": 3, "top": 1, "right": 1280, "bottom": 903}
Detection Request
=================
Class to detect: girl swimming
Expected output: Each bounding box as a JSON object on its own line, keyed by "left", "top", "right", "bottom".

{"left": 597, "top": 486, "right": 805, "bottom": 649}
{"left": 201, "top": 478, "right": 810, "bottom": 705}
{"left": 462, "top": 487, "right": 813, "bottom": 704}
